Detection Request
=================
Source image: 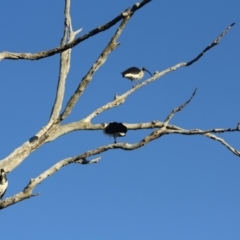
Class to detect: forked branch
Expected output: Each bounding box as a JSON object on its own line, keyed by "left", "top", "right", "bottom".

{"left": 0, "top": 0, "right": 151, "bottom": 173}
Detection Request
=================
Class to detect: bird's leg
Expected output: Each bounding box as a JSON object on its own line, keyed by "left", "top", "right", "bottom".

{"left": 131, "top": 80, "right": 135, "bottom": 88}
{"left": 136, "top": 79, "right": 140, "bottom": 85}
{"left": 114, "top": 136, "right": 117, "bottom": 143}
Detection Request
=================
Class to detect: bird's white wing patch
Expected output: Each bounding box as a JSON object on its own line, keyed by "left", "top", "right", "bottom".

{"left": 124, "top": 73, "right": 139, "bottom": 79}
{"left": 118, "top": 132, "right": 126, "bottom": 136}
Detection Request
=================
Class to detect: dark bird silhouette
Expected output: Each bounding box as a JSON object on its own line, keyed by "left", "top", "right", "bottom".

{"left": 104, "top": 122, "right": 127, "bottom": 143}
{"left": 0, "top": 169, "right": 8, "bottom": 199}
{"left": 121, "top": 67, "right": 152, "bottom": 86}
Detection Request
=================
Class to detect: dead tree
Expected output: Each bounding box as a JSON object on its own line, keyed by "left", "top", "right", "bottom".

{"left": 0, "top": 0, "right": 237, "bottom": 209}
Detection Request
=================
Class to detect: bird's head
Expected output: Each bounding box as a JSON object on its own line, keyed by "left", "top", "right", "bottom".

{"left": 142, "top": 67, "right": 152, "bottom": 77}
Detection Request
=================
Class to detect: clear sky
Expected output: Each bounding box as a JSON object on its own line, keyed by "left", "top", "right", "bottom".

{"left": 0, "top": 0, "right": 240, "bottom": 239}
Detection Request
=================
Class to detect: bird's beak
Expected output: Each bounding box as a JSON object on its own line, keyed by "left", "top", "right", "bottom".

{"left": 144, "top": 68, "right": 152, "bottom": 77}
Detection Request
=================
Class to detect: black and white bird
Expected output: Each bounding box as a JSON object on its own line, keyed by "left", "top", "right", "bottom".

{"left": 103, "top": 122, "right": 127, "bottom": 143}
{"left": 0, "top": 169, "right": 8, "bottom": 199}
{"left": 121, "top": 67, "right": 152, "bottom": 86}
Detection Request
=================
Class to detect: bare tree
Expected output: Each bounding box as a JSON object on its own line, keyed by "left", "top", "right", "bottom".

{"left": 0, "top": 0, "right": 236, "bottom": 210}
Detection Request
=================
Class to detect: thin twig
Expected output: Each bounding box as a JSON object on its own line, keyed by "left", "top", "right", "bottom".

{"left": 186, "top": 23, "right": 235, "bottom": 66}
{"left": 164, "top": 88, "right": 197, "bottom": 124}
{"left": 170, "top": 127, "right": 238, "bottom": 135}
{"left": 167, "top": 127, "right": 240, "bottom": 156}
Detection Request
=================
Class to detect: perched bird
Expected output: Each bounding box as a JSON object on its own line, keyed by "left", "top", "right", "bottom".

{"left": 121, "top": 67, "right": 152, "bottom": 86}
{"left": 104, "top": 122, "right": 128, "bottom": 143}
{"left": 0, "top": 169, "right": 8, "bottom": 199}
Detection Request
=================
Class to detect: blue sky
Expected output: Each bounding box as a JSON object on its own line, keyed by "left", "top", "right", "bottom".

{"left": 0, "top": 0, "right": 240, "bottom": 239}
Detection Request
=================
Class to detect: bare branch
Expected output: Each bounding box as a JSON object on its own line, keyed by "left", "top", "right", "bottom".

{"left": 49, "top": 121, "right": 238, "bottom": 139}
{"left": 0, "top": 0, "right": 151, "bottom": 61}
{"left": 45, "top": 121, "right": 165, "bottom": 142}
{"left": 0, "top": 123, "right": 57, "bottom": 172}
{"left": 164, "top": 88, "right": 197, "bottom": 124}
{"left": 167, "top": 127, "right": 240, "bottom": 157}
{"left": 0, "top": 155, "right": 101, "bottom": 209}
{"left": 186, "top": 23, "right": 235, "bottom": 66}
{"left": 170, "top": 127, "right": 238, "bottom": 135}
{"left": 49, "top": 0, "right": 82, "bottom": 121}
{"left": 204, "top": 133, "right": 240, "bottom": 157}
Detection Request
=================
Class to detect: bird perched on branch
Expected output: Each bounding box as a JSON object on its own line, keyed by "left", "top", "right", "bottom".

{"left": 121, "top": 67, "right": 152, "bottom": 86}
{"left": 0, "top": 169, "right": 8, "bottom": 199}
{"left": 103, "top": 122, "right": 127, "bottom": 143}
